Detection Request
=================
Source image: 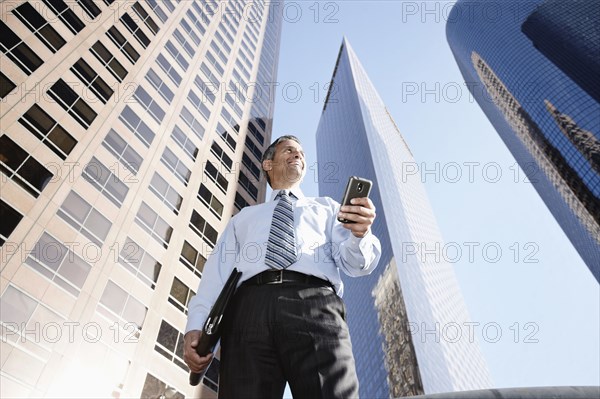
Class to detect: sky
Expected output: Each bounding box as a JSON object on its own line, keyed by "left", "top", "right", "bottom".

{"left": 268, "top": 0, "right": 600, "bottom": 394}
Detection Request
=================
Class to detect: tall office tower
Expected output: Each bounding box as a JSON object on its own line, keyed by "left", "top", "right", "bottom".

{"left": 0, "top": 1, "right": 282, "bottom": 397}
{"left": 315, "top": 39, "right": 492, "bottom": 397}
{"left": 447, "top": 0, "right": 600, "bottom": 282}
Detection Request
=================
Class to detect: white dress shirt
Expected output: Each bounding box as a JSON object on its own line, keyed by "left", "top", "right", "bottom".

{"left": 185, "top": 187, "right": 382, "bottom": 333}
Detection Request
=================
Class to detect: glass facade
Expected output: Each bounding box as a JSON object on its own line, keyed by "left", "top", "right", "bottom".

{"left": 0, "top": 1, "right": 282, "bottom": 397}
{"left": 446, "top": 0, "right": 600, "bottom": 281}
{"left": 316, "top": 39, "right": 492, "bottom": 396}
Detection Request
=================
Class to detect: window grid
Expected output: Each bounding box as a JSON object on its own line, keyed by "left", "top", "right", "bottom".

{"left": 135, "top": 202, "right": 173, "bottom": 248}
{"left": 98, "top": 280, "right": 148, "bottom": 334}
{"left": 210, "top": 141, "right": 233, "bottom": 172}
{"left": 165, "top": 40, "right": 189, "bottom": 71}
{"left": 179, "top": 18, "right": 201, "bottom": 45}
{"left": 18, "top": 104, "right": 77, "bottom": 160}
{"left": 154, "top": 320, "right": 187, "bottom": 370}
{"left": 173, "top": 28, "right": 195, "bottom": 58}
{"left": 146, "top": 68, "right": 174, "bottom": 103}
{"left": 42, "top": 0, "right": 85, "bottom": 34}
{"left": 102, "top": 129, "right": 143, "bottom": 175}
{"left": 70, "top": 58, "right": 114, "bottom": 104}
{"left": 25, "top": 232, "right": 92, "bottom": 297}
{"left": 0, "top": 199, "right": 23, "bottom": 246}
{"left": 171, "top": 125, "right": 198, "bottom": 161}
{"left": 198, "top": 184, "right": 224, "bottom": 219}
{"left": 0, "top": 135, "right": 54, "bottom": 198}
{"left": 76, "top": 0, "right": 101, "bottom": 19}
{"left": 194, "top": 76, "right": 217, "bottom": 104}
{"left": 204, "top": 161, "right": 229, "bottom": 194}
{"left": 0, "top": 21, "right": 44, "bottom": 74}
{"left": 187, "top": 89, "right": 211, "bottom": 121}
{"left": 179, "top": 240, "right": 206, "bottom": 278}
{"left": 145, "top": 0, "right": 168, "bottom": 23}
{"left": 106, "top": 26, "right": 140, "bottom": 64}
{"left": 238, "top": 170, "right": 258, "bottom": 201}
{"left": 120, "top": 13, "right": 150, "bottom": 48}
{"left": 90, "top": 41, "right": 128, "bottom": 82}
{"left": 168, "top": 277, "right": 195, "bottom": 315}
{"left": 217, "top": 123, "right": 237, "bottom": 151}
{"left": 156, "top": 53, "right": 182, "bottom": 86}
{"left": 118, "top": 237, "right": 162, "bottom": 289}
{"left": 180, "top": 106, "right": 206, "bottom": 140}
{"left": 161, "top": 147, "right": 191, "bottom": 186}
{"left": 149, "top": 172, "right": 183, "bottom": 214}
{"left": 242, "top": 153, "right": 261, "bottom": 180}
{"left": 132, "top": 2, "right": 159, "bottom": 35}
{"left": 57, "top": 191, "right": 113, "bottom": 246}
{"left": 82, "top": 156, "right": 129, "bottom": 207}
{"left": 189, "top": 210, "right": 218, "bottom": 248}
{"left": 119, "top": 105, "right": 156, "bottom": 147}
{"left": 133, "top": 86, "right": 165, "bottom": 123}
{"left": 12, "top": 2, "right": 66, "bottom": 53}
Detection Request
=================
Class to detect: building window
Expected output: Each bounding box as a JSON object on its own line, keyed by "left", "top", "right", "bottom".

{"left": 102, "top": 129, "right": 143, "bottom": 175}
{"left": 42, "top": 0, "right": 85, "bottom": 34}
{"left": 221, "top": 107, "right": 239, "bottom": 132}
{"left": 171, "top": 125, "right": 198, "bottom": 161}
{"left": 198, "top": 184, "right": 224, "bottom": 219}
{"left": 71, "top": 58, "right": 114, "bottom": 103}
{"left": 179, "top": 18, "right": 200, "bottom": 45}
{"left": 98, "top": 280, "right": 147, "bottom": 334}
{"left": 189, "top": 210, "right": 218, "bottom": 248}
{"left": 145, "top": 0, "right": 168, "bottom": 23}
{"left": 145, "top": 68, "right": 174, "bottom": 103}
{"left": 106, "top": 26, "right": 140, "bottom": 64}
{"left": 203, "top": 359, "right": 220, "bottom": 392}
{"left": 154, "top": 320, "right": 187, "bottom": 370}
{"left": 204, "top": 161, "right": 228, "bottom": 194}
{"left": 119, "top": 105, "right": 156, "bottom": 147}
{"left": 19, "top": 104, "right": 77, "bottom": 160}
{"left": 0, "top": 200, "right": 23, "bottom": 246}
{"left": 47, "top": 79, "right": 97, "bottom": 128}
{"left": 245, "top": 135, "right": 263, "bottom": 162}
{"left": 200, "top": 63, "right": 220, "bottom": 87}
{"left": 234, "top": 192, "right": 250, "bottom": 211}
{"left": 135, "top": 202, "right": 173, "bottom": 248}
{"left": 187, "top": 89, "right": 211, "bottom": 120}
{"left": 156, "top": 54, "right": 182, "bottom": 86}
{"left": 242, "top": 153, "right": 261, "bottom": 180}
{"left": 57, "top": 191, "right": 112, "bottom": 246}
{"left": 133, "top": 86, "right": 165, "bottom": 123}
{"left": 247, "top": 120, "right": 265, "bottom": 145}
{"left": 168, "top": 277, "right": 195, "bottom": 315}
{"left": 120, "top": 13, "right": 150, "bottom": 48}
{"left": 90, "top": 41, "right": 128, "bottom": 82}
{"left": 0, "top": 135, "right": 53, "bottom": 198}
{"left": 0, "top": 71, "right": 16, "bottom": 98}
{"left": 217, "top": 123, "right": 237, "bottom": 151}
{"left": 210, "top": 141, "right": 233, "bottom": 172}
{"left": 161, "top": 147, "right": 191, "bottom": 185}
{"left": 173, "top": 28, "right": 195, "bottom": 57}
{"left": 180, "top": 106, "right": 205, "bottom": 140}
{"left": 194, "top": 76, "right": 217, "bottom": 104}
{"left": 239, "top": 171, "right": 258, "bottom": 201}
{"left": 118, "top": 237, "right": 162, "bottom": 289}
{"left": 132, "top": 2, "right": 159, "bottom": 35}
{"left": 12, "top": 2, "right": 66, "bottom": 53}
{"left": 186, "top": 9, "right": 207, "bottom": 36}
{"left": 76, "top": 0, "right": 101, "bottom": 19}
{"left": 82, "top": 156, "right": 129, "bottom": 207}
{"left": 149, "top": 172, "right": 183, "bottom": 214}
{"left": 165, "top": 40, "right": 189, "bottom": 71}
{"left": 0, "top": 21, "right": 44, "bottom": 74}
{"left": 205, "top": 50, "right": 224, "bottom": 76}
{"left": 25, "top": 232, "right": 92, "bottom": 296}
{"left": 179, "top": 240, "right": 206, "bottom": 277}
{"left": 141, "top": 373, "right": 184, "bottom": 399}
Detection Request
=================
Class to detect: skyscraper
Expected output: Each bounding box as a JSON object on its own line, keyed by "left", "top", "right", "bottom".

{"left": 0, "top": 1, "right": 282, "bottom": 397}
{"left": 315, "top": 38, "right": 492, "bottom": 397}
{"left": 446, "top": 0, "right": 600, "bottom": 282}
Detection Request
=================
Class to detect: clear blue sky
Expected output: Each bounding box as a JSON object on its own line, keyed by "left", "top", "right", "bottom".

{"left": 269, "top": 0, "right": 599, "bottom": 393}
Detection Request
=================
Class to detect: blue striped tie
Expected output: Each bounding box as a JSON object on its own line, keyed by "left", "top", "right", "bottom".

{"left": 265, "top": 190, "right": 297, "bottom": 269}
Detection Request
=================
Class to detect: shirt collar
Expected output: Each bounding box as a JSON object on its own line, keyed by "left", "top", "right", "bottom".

{"left": 269, "top": 187, "right": 305, "bottom": 202}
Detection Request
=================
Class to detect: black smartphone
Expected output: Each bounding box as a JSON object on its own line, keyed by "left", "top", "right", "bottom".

{"left": 338, "top": 176, "right": 373, "bottom": 224}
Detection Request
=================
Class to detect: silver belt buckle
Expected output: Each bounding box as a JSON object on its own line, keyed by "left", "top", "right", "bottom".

{"left": 268, "top": 269, "right": 284, "bottom": 284}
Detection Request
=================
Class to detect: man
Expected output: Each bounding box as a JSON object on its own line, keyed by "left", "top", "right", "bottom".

{"left": 183, "top": 135, "right": 381, "bottom": 398}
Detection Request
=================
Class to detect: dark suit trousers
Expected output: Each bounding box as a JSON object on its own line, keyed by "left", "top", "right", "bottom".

{"left": 219, "top": 282, "right": 359, "bottom": 399}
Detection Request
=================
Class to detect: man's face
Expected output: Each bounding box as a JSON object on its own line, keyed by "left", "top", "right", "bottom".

{"left": 264, "top": 139, "right": 306, "bottom": 187}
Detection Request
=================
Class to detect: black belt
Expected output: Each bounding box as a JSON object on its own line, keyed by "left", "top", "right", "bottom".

{"left": 242, "top": 270, "right": 334, "bottom": 290}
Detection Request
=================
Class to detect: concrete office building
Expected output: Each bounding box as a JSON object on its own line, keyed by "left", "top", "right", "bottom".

{"left": 0, "top": 1, "right": 282, "bottom": 397}
{"left": 446, "top": 0, "right": 600, "bottom": 282}
{"left": 315, "top": 39, "right": 492, "bottom": 397}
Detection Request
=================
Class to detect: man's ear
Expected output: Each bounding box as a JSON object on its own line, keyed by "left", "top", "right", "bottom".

{"left": 262, "top": 159, "right": 272, "bottom": 171}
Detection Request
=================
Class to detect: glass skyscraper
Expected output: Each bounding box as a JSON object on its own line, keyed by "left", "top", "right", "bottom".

{"left": 0, "top": 1, "right": 281, "bottom": 397}
{"left": 446, "top": 0, "right": 600, "bottom": 282}
{"left": 315, "top": 38, "right": 492, "bottom": 397}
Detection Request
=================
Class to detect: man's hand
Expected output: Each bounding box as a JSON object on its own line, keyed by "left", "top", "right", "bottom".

{"left": 338, "top": 197, "right": 376, "bottom": 238}
{"left": 183, "top": 330, "right": 214, "bottom": 373}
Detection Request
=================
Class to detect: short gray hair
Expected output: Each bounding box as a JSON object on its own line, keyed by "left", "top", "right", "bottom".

{"left": 261, "top": 135, "right": 301, "bottom": 186}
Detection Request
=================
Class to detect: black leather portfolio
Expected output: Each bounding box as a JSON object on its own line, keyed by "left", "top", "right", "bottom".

{"left": 189, "top": 268, "right": 243, "bottom": 386}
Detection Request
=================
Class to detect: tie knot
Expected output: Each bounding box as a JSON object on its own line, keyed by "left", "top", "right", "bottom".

{"left": 278, "top": 190, "right": 289, "bottom": 199}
